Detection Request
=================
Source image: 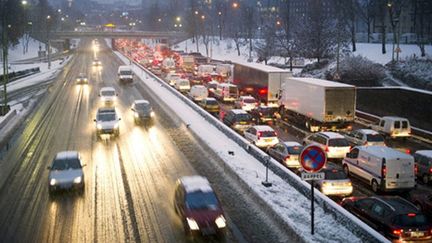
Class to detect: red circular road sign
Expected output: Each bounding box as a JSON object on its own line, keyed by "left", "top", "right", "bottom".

{"left": 300, "top": 145, "right": 327, "bottom": 173}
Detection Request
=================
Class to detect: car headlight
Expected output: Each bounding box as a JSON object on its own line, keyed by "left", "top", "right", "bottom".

{"left": 134, "top": 112, "right": 139, "bottom": 118}
{"left": 114, "top": 123, "right": 119, "bottom": 129}
{"left": 215, "top": 215, "right": 226, "bottom": 229}
{"left": 84, "top": 78, "right": 88, "bottom": 81}
{"left": 97, "top": 124, "right": 102, "bottom": 130}
{"left": 150, "top": 111, "right": 155, "bottom": 117}
{"left": 50, "top": 179, "right": 57, "bottom": 186}
{"left": 186, "top": 218, "right": 199, "bottom": 230}
{"left": 73, "top": 176, "right": 82, "bottom": 184}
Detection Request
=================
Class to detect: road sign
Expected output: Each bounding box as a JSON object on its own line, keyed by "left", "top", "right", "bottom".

{"left": 300, "top": 145, "right": 327, "bottom": 173}
{"left": 301, "top": 172, "right": 325, "bottom": 181}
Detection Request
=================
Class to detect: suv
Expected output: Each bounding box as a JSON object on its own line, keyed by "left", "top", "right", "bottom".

{"left": 244, "top": 125, "right": 279, "bottom": 148}
{"left": 222, "top": 109, "right": 253, "bottom": 133}
{"left": 341, "top": 196, "right": 432, "bottom": 241}
{"left": 344, "top": 129, "right": 386, "bottom": 146}
{"left": 235, "top": 96, "right": 257, "bottom": 111}
{"left": 303, "top": 132, "right": 351, "bottom": 159}
{"left": 94, "top": 107, "right": 121, "bottom": 137}
{"left": 47, "top": 151, "right": 86, "bottom": 194}
{"left": 414, "top": 150, "right": 432, "bottom": 184}
{"left": 173, "top": 176, "right": 226, "bottom": 236}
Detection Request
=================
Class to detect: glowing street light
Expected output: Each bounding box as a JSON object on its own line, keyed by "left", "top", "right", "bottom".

{"left": 176, "top": 16, "right": 181, "bottom": 22}
{"left": 232, "top": 2, "right": 239, "bottom": 8}
{"left": 21, "top": 0, "right": 28, "bottom": 5}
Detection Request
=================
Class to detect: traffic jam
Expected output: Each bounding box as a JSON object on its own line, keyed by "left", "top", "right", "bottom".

{"left": 113, "top": 38, "right": 432, "bottom": 242}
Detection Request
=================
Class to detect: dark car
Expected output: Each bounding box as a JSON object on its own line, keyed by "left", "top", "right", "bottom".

{"left": 341, "top": 196, "right": 432, "bottom": 241}
{"left": 222, "top": 109, "right": 253, "bottom": 134}
{"left": 267, "top": 141, "right": 303, "bottom": 169}
{"left": 414, "top": 150, "right": 432, "bottom": 184}
{"left": 408, "top": 190, "right": 432, "bottom": 218}
{"left": 198, "top": 98, "right": 220, "bottom": 114}
{"left": 250, "top": 106, "right": 277, "bottom": 124}
{"left": 76, "top": 73, "right": 89, "bottom": 84}
{"left": 131, "top": 99, "right": 154, "bottom": 124}
{"left": 174, "top": 176, "right": 226, "bottom": 236}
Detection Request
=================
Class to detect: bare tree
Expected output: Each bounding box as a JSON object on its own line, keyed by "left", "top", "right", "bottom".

{"left": 357, "top": 0, "right": 374, "bottom": 43}
{"left": 255, "top": 25, "right": 276, "bottom": 65}
{"left": 387, "top": 0, "right": 410, "bottom": 62}
{"left": 412, "top": 0, "right": 431, "bottom": 57}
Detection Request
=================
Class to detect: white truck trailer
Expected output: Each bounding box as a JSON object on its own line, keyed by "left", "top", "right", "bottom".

{"left": 278, "top": 77, "right": 356, "bottom": 132}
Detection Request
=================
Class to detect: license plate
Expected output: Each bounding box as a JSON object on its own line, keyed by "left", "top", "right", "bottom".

{"left": 411, "top": 231, "right": 424, "bottom": 237}
{"left": 265, "top": 139, "right": 272, "bottom": 142}
{"left": 240, "top": 122, "right": 247, "bottom": 125}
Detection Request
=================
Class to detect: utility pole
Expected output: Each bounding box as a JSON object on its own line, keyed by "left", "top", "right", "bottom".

{"left": 1, "top": 0, "right": 9, "bottom": 115}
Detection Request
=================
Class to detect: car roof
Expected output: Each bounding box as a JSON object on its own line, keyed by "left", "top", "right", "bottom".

{"left": 240, "top": 96, "right": 255, "bottom": 99}
{"left": 318, "top": 132, "right": 345, "bottom": 139}
{"left": 356, "top": 146, "right": 413, "bottom": 159}
{"left": 97, "top": 107, "right": 116, "bottom": 113}
{"left": 100, "top": 87, "right": 115, "bottom": 92}
{"left": 180, "top": 176, "right": 213, "bottom": 193}
{"left": 381, "top": 116, "right": 409, "bottom": 122}
{"left": 357, "top": 129, "right": 379, "bottom": 135}
{"left": 230, "top": 109, "right": 248, "bottom": 115}
{"left": 283, "top": 141, "right": 302, "bottom": 147}
{"left": 55, "top": 151, "right": 79, "bottom": 160}
{"left": 205, "top": 97, "right": 217, "bottom": 101}
{"left": 253, "top": 125, "right": 275, "bottom": 132}
{"left": 370, "top": 196, "right": 418, "bottom": 213}
{"left": 416, "top": 150, "right": 432, "bottom": 158}
{"left": 134, "top": 99, "right": 150, "bottom": 105}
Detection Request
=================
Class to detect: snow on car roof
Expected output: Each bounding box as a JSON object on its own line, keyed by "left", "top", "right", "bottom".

{"left": 357, "top": 129, "right": 380, "bottom": 135}
{"left": 288, "top": 77, "right": 354, "bottom": 88}
{"left": 416, "top": 150, "right": 432, "bottom": 158}
{"left": 320, "top": 132, "right": 345, "bottom": 139}
{"left": 205, "top": 97, "right": 217, "bottom": 101}
{"left": 134, "top": 99, "right": 150, "bottom": 105}
{"left": 254, "top": 125, "right": 274, "bottom": 131}
{"left": 56, "top": 151, "right": 79, "bottom": 159}
{"left": 180, "top": 176, "right": 213, "bottom": 193}
{"left": 233, "top": 61, "right": 292, "bottom": 73}
{"left": 381, "top": 116, "right": 409, "bottom": 121}
{"left": 359, "top": 146, "right": 413, "bottom": 159}
{"left": 100, "top": 87, "right": 115, "bottom": 92}
{"left": 231, "top": 109, "right": 248, "bottom": 115}
{"left": 283, "top": 141, "right": 302, "bottom": 147}
{"left": 98, "top": 107, "right": 116, "bottom": 113}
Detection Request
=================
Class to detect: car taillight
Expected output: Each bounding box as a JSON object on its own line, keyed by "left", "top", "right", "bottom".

{"left": 363, "top": 141, "right": 368, "bottom": 145}
{"left": 257, "top": 131, "right": 262, "bottom": 139}
{"left": 408, "top": 213, "right": 416, "bottom": 217}
{"left": 414, "top": 164, "right": 418, "bottom": 174}
{"left": 405, "top": 149, "right": 411, "bottom": 154}
{"left": 284, "top": 155, "right": 290, "bottom": 161}
{"left": 429, "top": 167, "right": 432, "bottom": 174}
{"left": 382, "top": 158, "right": 387, "bottom": 177}
{"left": 325, "top": 146, "right": 329, "bottom": 152}
{"left": 393, "top": 229, "right": 403, "bottom": 236}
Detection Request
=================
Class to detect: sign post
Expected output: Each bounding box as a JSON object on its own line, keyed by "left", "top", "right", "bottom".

{"left": 299, "top": 145, "right": 327, "bottom": 235}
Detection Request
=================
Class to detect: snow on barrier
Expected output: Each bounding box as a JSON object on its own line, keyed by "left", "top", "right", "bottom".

{"left": 115, "top": 50, "right": 388, "bottom": 243}
{"left": 0, "top": 109, "right": 17, "bottom": 131}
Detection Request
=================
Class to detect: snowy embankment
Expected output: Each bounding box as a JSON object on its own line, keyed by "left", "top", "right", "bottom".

{"left": 6, "top": 37, "right": 57, "bottom": 62}
{"left": 354, "top": 43, "right": 432, "bottom": 65}
{"left": 112, "top": 50, "right": 388, "bottom": 242}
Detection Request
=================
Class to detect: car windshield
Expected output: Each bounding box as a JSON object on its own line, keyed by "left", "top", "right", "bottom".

{"left": 185, "top": 191, "right": 219, "bottom": 210}
{"left": 120, "top": 70, "right": 132, "bottom": 75}
{"left": 236, "top": 114, "right": 252, "bottom": 122}
{"left": 101, "top": 90, "right": 115, "bottom": 96}
{"left": 259, "top": 107, "right": 275, "bottom": 116}
{"left": 243, "top": 98, "right": 255, "bottom": 104}
{"left": 135, "top": 103, "right": 151, "bottom": 111}
{"left": 366, "top": 134, "right": 384, "bottom": 142}
{"left": 206, "top": 100, "right": 218, "bottom": 105}
{"left": 259, "top": 131, "right": 276, "bottom": 137}
{"left": 97, "top": 113, "right": 116, "bottom": 121}
{"left": 328, "top": 138, "right": 350, "bottom": 147}
{"left": 52, "top": 158, "right": 81, "bottom": 170}
{"left": 393, "top": 214, "right": 429, "bottom": 227}
{"left": 324, "top": 170, "right": 348, "bottom": 180}
{"left": 287, "top": 146, "right": 303, "bottom": 155}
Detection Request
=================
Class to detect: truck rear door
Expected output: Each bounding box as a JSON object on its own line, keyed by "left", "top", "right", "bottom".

{"left": 386, "top": 158, "right": 415, "bottom": 189}
{"left": 325, "top": 88, "right": 355, "bottom": 122}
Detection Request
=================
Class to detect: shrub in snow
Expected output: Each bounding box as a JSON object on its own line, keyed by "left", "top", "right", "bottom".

{"left": 326, "top": 55, "right": 385, "bottom": 86}
{"left": 389, "top": 57, "right": 432, "bottom": 91}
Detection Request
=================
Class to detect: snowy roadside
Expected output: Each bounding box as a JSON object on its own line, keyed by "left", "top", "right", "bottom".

{"left": 113, "top": 50, "right": 389, "bottom": 243}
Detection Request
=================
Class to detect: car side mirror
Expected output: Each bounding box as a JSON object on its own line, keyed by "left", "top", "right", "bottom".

{"left": 93, "top": 119, "right": 96, "bottom": 122}
{"left": 119, "top": 118, "right": 122, "bottom": 120}
{"left": 82, "top": 164, "right": 87, "bottom": 167}
{"left": 131, "top": 108, "right": 135, "bottom": 111}
{"left": 47, "top": 166, "right": 51, "bottom": 170}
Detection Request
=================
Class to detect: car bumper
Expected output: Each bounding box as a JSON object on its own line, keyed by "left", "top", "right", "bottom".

{"left": 321, "top": 186, "right": 353, "bottom": 196}
{"left": 98, "top": 128, "right": 119, "bottom": 135}
{"left": 49, "top": 182, "right": 84, "bottom": 192}
{"left": 255, "top": 139, "right": 278, "bottom": 148}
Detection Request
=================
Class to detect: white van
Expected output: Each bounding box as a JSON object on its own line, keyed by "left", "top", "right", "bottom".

{"left": 342, "top": 146, "right": 415, "bottom": 193}
{"left": 118, "top": 65, "right": 133, "bottom": 83}
{"left": 214, "top": 83, "right": 238, "bottom": 102}
{"left": 371, "top": 116, "right": 411, "bottom": 138}
{"left": 174, "top": 79, "right": 190, "bottom": 93}
{"left": 188, "top": 85, "right": 208, "bottom": 101}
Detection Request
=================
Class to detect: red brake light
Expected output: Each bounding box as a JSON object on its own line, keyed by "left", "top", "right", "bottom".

{"left": 429, "top": 167, "right": 432, "bottom": 173}
{"left": 382, "top": 167, "right": 387, "bottom": 177}
{"left": 405, "top": 149, "right": 411, "bottom": 154}
{"left": 414, "top": 164, "right": 418, "bottom": 174}
{"left": 393, "top": 229, "right": 403, "bottom": 236}
{"left": 325, "top": 146, "right": 329, "bottom": 152}
{"left": 257, "top": 131, "right": 262, "bottom": 138}
{"left": 258, "top": 88, "right": 267, "bottom": 95}
{"left": 284, "top": 155, "right": 290, "bottom": 160}
{"left": 408, "top": 213, "right": 416, "bottom": 217}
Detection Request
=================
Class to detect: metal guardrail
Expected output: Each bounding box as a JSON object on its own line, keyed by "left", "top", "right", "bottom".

{"left": 127, "top": 57, "right": 388, "bottom": 242}
{"left": 0, "top": 109, "right": 17, "bottom": 131}
{"left": 52, "top": 31, "right": 188, "bottom": 39}
{"left": 0, "top": 68, "right": 40, "bottom": 83}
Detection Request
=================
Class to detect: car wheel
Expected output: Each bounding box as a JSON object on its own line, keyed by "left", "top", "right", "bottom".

{"left": 422, "top": 174, "right": 429, "bottom": 184}
{"left": 343, "top": 165, "right": 349, "bottom": 176}
{"left": 371, "top": 179, "right": 379, "bottom": 193}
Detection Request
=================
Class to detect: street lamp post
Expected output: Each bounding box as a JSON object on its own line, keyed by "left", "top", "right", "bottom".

{"left": 46, "top": 15, "right": 51, "bottom": 69}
